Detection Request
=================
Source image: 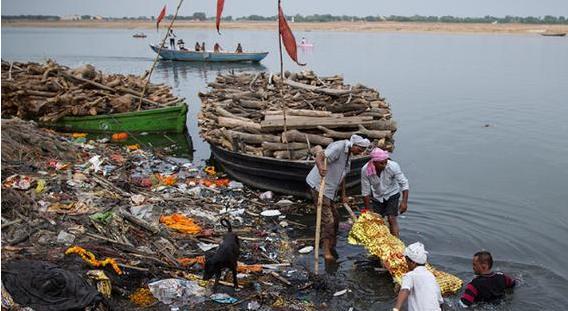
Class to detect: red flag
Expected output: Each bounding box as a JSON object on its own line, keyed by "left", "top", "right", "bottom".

{"left": 216, "top": 0, "right": 225, "bottom": 34}
{"left": 278, "top": 5, "right": 305, "bottom": 66}
{"left": 156, "top": 5, "right": 166, "bottom": 31}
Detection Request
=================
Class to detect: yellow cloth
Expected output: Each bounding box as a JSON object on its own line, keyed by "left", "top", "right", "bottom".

{"left": 348, "top": 212, "right": 462, "bottom": 295}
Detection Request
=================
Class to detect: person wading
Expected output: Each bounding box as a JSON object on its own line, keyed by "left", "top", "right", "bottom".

{"left": 361, "top": 147, "right": 409, "bottom": 237}
{"left": 306, "top": 135, "right": 370, "bottom": 261}
{"left": 460, "top": 251, "right": 516, "bottom": 307}
{"left": 394, "top": 242, "right": 443, "bottom": 311}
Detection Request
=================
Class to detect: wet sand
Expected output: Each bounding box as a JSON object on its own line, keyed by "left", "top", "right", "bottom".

{"left": 3, "top": 19, "right": 568, "bottom": 35}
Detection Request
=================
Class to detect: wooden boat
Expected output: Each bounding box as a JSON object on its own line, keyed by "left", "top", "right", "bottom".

{"left": 40, "top": 103, "right": 187, "bottom": 133}
{"left": 541, "top": 32, "right": 566, "bottom": 37}
{"left": 150, "top": 45, "right": 269, "bottom": 62}
{"left": 133, "top": 33, "right": 147, "bottom": 38}
{"left": 210, "top": 144, "right": 369, "bottom": 199}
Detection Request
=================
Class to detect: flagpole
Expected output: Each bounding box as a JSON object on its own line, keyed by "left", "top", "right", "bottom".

{"left": 278, "top": 0, "right": 284, "bottom": 79}
{"left": 138, "top": 0, "right": 184, "bottom": 110}
{"left": 277, "top": 0, "right": 291, "bottom": 159}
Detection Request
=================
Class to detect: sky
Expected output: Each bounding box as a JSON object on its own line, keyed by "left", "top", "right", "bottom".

{"left": 2, "top": 0, "right": 568, "bottom": 18}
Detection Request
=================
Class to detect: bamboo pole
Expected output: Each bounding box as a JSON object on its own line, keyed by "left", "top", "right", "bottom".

{"left": 314, "top": 158, "right": 327, "bottom": 274}
{"left": 277, "top": 0, "right": 291, "bottom": 158}
{"left": 138, "top": 0, "right": 185, "bottom": 110}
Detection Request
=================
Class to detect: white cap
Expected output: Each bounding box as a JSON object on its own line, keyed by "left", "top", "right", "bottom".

{"left": 350, "top": 134, "right": 370, "bottom": 148}
{"left": 404, "top": 242, "right": 428, "bottom": 264}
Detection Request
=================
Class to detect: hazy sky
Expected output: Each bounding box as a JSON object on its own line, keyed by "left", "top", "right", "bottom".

{"left": 2, "top": 0, "right": 568, "bottom": 18}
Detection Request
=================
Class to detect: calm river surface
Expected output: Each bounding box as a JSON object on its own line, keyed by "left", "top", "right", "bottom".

{"left": 2, "top": 27, "right": 568, "bottom": 310}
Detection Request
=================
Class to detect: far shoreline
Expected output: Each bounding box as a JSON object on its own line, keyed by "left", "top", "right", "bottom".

{"left": 3, "top": 19, "right": 568, "bottom": 35}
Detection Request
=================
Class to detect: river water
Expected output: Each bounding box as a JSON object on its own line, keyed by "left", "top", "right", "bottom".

{"left": 2, "top": 27, "right": 568, "bottom": 310}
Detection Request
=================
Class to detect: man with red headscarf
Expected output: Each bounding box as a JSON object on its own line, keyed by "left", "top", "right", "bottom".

{"left": 361, "top": 148, "right": 409, "bottom": 237}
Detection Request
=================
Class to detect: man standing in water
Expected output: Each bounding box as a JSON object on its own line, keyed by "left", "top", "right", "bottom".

{"left": 460, "top": 251, "right": 516, "bottom": 307}
{"left": 306, "top": 135, "right": 370, "bottom": 261}
{"left": 394, "top": 242, "right": 444, "bottom": 311}
{"left": 361, "top": 147, "right": 409, "bottom": 237}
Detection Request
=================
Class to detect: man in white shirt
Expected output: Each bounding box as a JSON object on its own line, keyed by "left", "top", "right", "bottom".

{"left": 306, "top": 135, "right": 370, "bottom": 261}
{"left": 361, "top": 148, "right": 409, "bottom": 237}
{"left": 394, "top": 242, "right": 443, "bottom": 311}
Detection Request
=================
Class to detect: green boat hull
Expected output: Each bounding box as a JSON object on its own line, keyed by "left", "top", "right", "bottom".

{"left": 41, "top": 104, "right": 188, "bottom": 133}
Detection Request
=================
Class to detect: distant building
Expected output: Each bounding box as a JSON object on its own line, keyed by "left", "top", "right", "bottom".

{"left": 61, "top": 15, "right": 80, "bottom": 21}
{"left": 94, "top": 15, "right": 104, "bottom": 20}
{"left": 291, "top": 16, "right": 295, "bottom": 23}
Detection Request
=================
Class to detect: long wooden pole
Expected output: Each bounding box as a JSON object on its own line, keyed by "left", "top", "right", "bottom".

{"left": 138, "top": 0, "right": 185, "bottom": 110}
{"left": 314, "top": 158, "right": 327, "bottom": 274}
{"left": 277, "top": 0, "right": 291, "bottom": 158}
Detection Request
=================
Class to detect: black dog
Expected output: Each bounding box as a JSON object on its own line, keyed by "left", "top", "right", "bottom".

{"left": 203, "top": 218, "right": 240, "bottom": 289}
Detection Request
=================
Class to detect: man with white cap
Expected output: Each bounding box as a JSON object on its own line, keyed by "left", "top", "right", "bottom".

{"left": 361, "top": 147, "right": 409, "bottom": 237}
{"left": 306, "top": 134, "right": 370, "bottom": 261}
{"left": 394, "top": 242, "right": 443, "bottom": 311}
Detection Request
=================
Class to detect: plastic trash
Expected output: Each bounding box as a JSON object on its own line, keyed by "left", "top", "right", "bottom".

{"left": 130, "top": 194, "right": 146, "bottom": 205}
{"left": 228, "top": 181, "right": 244, "bottom": 190}
{"left": 333, "top": 288, "right": 350, "bottom": 297}
{"left": 2, "top": 175, "right": 32, "bottom": 190}
{"left": 210, "top": 293, "right": 238, "bottom": 304}
{"left": 197, "top": 242, "right": 218, "bottom": 252}
{"left": 275, "top": 199, "right": 294, "bottom": 207}
{"left": 260, "top": 210, "right": 281, "bottom": 217}
{"left": 89, "top": 211, "right": 113, "bottom": 225}
{"left": 88, "top": 155, "right": 103, "bottom": 173}
{"left": 298, "top": 246, "right": 313, "bottom": 254}
{"left": 56, "top": 231, "right": 76, "bottom": 245}
{"left": 259, "top": 191, "right": 273, "bottom": 201}
{"left": 148, "top": 279, "right": 207, "bottom": 306}
{"left": 86, "top": 270, "right": 111, "bottom": 299}
{"left": 248, "top": 300, "right": 261, "bottom": 310}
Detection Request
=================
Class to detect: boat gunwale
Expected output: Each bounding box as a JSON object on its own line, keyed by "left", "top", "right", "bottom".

{"left": 49, "top": 103, "right": 187, "bottom": 122}
{"left": 150, "top": 44, "right": 268, "bottom": 57}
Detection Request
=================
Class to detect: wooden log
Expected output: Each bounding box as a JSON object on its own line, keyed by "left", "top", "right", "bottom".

{"left": 282, "top": 130, "right": 333, "bottom": 146}
{"left": 218, "top": 116, "right": 261, "bottom": 132}
{"left": 225, "top": 129, "right": 280, "bottom": 144}
{"left": 357, "top": 125, "right": 392, "bottom": 139}
{"left": 273, "top": 149, "right": 309, "bottom": 160}
{"left": 261, "top": 116, "right": 373, "bottom": 131}
{"left": 238, "top": 99, "right": 266, "bottom": 109}
{"left": 283, "top": 79, "right": 351, "bottom": 96}
{"left": 317, "top": 126, "right": 352, "bottom": 139}
{"left": 367, "top": 119, "right": 397, "bottom": 131}
{"left": 261, "top": 142, "right": 308, "bottom": 151}
{"left": 264, "top": 109, "right": 333, "bottom": 118}
{"left": 215, "top": 106, "right": 252, "bottom": 122}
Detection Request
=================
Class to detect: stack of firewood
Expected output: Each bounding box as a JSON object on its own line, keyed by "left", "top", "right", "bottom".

{"left": 198, "top": 70, "right": 397, "bottom": 160}
{"left": 1, "top": 60, "right": 183, "bottom": 122}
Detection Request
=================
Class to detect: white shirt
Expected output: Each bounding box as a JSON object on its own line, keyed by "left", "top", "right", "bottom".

{"left": 401, "top": 266, "right": 443, "bottom": 311}
{"left": 306, "top": 140, "right": 351, "bottom": 200}
{"left": 361, "top": 160, "right": 409, "bottom": 202}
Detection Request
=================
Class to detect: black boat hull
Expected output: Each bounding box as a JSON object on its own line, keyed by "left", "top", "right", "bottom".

{"left": 210, "top": 144, "right": 369, "bottom": 199}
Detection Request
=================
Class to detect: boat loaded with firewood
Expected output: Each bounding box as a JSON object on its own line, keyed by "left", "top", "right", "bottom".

{"left": 199, "top": 70, "right": 397, "bottom": 197}
{"left": 1, "top": 60, "right": 188, "bottom": 133}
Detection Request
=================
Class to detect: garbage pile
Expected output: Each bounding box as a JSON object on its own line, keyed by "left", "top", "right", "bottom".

{"left": 198, "top": 71, "right": 397, "bottom": 160}
{"left": 1, "top": 60, "right": 183, "bottom": 122}
{"left": 1, "top": 118, "right": 321, "bottom": 310}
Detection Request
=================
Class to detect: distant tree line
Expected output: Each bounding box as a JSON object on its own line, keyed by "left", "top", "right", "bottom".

{"left": 2, "top": 14, "right": 567, "bottom": 25}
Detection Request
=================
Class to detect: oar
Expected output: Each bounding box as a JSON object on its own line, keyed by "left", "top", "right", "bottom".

{"left": 314, "top": 158, "right": 326, "bottom": 274}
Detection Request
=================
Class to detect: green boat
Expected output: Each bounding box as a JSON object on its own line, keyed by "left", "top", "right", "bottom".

{"left": 41, "top": 103, "right": 188, "bottom": 133}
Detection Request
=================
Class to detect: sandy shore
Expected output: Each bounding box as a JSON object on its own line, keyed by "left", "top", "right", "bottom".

{"left": 3, "top": 19, "right": 568, "bottom": 35}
